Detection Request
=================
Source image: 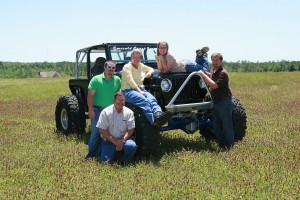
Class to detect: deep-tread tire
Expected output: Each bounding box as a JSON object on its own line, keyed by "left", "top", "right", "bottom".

{"left": 125, "top": 103, "right": 161, "bottom": 157}
{"left": 55, "top": 94, "right": 86, "bottom": 135}
{"left": 231, "top": 96, "right": 247, "bottom": 141}
{"left": 199, "top": 96, "right": 247, "bottom": 142}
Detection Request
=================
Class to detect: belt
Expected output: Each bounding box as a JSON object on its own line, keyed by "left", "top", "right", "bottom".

{"left": 93, "top": 105, "right": 103, "bottom": 109}
{"left": 213, "top": 97, "right": 231, "bottom": 104}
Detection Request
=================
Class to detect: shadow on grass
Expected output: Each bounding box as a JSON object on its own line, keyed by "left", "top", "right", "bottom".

{"left": 161, "top": 134, "right": 218, "bottom": 154}
{"left": 54, "top": 127, "right": 91, "bottom": 145}
{"left": 55, "top": 128, "right": 220, "bottom": 167}
{"left": 143, "top": 133, "right": 220, "bottom": 165}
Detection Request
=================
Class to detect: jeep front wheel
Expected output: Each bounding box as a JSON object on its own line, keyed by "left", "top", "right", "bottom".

{"left": 55, "top": 94, "right": 86, "bottom": 134}
{"left": 231, "top": 96, "right": 247, "bottom": 141}
{"left": 126, "top": 103, "right": 161, "bottom": 157}
{"left": 199, "top": 96, "right": 247, "bottom": 142}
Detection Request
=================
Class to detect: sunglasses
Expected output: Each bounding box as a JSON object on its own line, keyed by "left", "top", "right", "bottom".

{"left": 107, "top": 65, "right": 116, "bottom": 70}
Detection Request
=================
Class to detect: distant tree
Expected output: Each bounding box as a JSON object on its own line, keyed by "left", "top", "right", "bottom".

{"left": 0, "top": 60, "right": 299, "bottom": 78}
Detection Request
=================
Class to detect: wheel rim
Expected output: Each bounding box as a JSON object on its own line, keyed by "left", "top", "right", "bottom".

{"left": 60, "top": 108, "right": 68, "bottom": 130}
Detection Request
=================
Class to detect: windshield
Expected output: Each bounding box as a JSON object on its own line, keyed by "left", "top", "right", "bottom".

{"left": 108, "top": 45, "right": 157, "bottom": 63}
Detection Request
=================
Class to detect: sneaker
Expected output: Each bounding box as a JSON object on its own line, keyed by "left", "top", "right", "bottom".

{"left": 153, "top": 111, "right": 172, "bottom": 127}
{"left": 154, "top": 111, "right": 163, "bottom": 119}
{"left": 196, "top": 46, "right": 210, "bottom": 57}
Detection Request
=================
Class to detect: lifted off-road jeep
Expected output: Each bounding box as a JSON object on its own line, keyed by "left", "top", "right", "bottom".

{"left": 55, "top": 43, "right": 247, "bottom": 156}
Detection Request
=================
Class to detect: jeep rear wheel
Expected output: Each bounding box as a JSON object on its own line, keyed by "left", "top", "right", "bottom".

{"left": 55, "top": 94, "right": 86, "bottom": 134}
{"left": 126, "top": 103, "right": 161, "bottom": 157}
{"left": 199, "top": 96, "right": 247, "bottom": 142}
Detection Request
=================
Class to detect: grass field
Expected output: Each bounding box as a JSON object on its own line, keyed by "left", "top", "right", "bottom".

{"left": 0, "top": 72, "right": 299, "bottom": 199}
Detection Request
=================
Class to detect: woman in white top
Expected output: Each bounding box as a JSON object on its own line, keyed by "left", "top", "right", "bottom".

{"left": 156, "top": 41, "right": 210, "bottom": 73}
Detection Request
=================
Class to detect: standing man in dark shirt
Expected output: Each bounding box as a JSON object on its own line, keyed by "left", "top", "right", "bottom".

{"left": 198, "top": 53, "right": 234, "bottom": 148}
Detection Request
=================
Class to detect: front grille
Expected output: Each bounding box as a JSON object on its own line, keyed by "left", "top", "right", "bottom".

{"left": 163, "top": 75, "right": 206, "bottom": 105}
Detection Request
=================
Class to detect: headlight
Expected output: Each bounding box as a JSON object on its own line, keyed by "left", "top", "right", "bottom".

{"left": 198, "top": 79, "right": 206, "bottom": 89}
{"left": 161, "top": 79, "right": 172, "bottom": 92}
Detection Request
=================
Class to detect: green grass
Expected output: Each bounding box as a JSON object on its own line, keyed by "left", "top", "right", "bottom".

{"left": 1, "top": 73, "right": 299, "bottom": 199}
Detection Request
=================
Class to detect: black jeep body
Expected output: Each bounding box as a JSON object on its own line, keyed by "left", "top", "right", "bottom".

{"left": 55, "top": 43, "right": 247, "bottom": 156}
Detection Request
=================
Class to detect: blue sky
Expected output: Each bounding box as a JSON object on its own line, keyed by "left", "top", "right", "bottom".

{"left": 1, "top": 0, "right": 299, "bottom": 62}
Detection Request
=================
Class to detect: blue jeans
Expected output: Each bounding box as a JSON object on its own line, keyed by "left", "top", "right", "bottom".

{"left": 122, "top": 87, "right": 162, "bottom": 124}
{"left": 183, "top": 53, "right": 210, "bottom": 72}
{"left": 212, "top": 98, "right": 234, "bottom": 148}
{"left": 86, "top": 108, "right": 102, "bottom": 159}
{"left": 101, "top": 139, "right": 137, "bottom": 164}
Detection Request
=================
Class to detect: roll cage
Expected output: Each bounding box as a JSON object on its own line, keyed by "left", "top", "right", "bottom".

{"left": 75, "top": 43, "right": 158, "bottom": 79}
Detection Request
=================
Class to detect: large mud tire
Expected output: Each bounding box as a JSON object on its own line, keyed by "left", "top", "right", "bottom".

{"left": 231, "top": 96, "right": 247, "bottom": 141}
{"left": 55, "top": 94, "right": 86, "bottom": 135}
{"left": 199, "top": 96, "right": 247, "bottom": 142}
{"left": 126, "top": 103, "right": 161, "bottom": 157}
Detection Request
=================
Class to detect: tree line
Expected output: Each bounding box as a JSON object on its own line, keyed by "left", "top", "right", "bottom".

{"left": 223, "top": 60, "right": 300, "bottom": 72}
{"left": 0, "top": 60, "right": 299, "bottom": 78}
{"left": 0, "top": 61, "right": 87, "bottom": 78}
